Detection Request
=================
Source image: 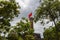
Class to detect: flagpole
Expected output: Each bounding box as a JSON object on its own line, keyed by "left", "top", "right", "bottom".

{"left": 28, "top": 12, "right": 34, "bottom": 29}
{"left": 29, "top": 17, "right": 34, "bottom": 29}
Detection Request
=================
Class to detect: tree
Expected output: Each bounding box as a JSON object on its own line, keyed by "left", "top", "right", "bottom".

{"left": 43, "top": 27, "right": 56, "bottom": 40}
{"left": 8, "top": 30, "right": 19, "bottom": 40}
{"left": 0, "top": 0, "right": 20, "bottom": 40}
{"left": 0, "top": 0, "right": 20, "bottom": 26}
{"left": 0, "top": 0, "right": 20, "bottom": 30}
{"left": 34, "top": 0, "right": 60, "bottom": 40}
{"left": 13, "top": 18, "right": 35, "bottom": 40}
{"left": 43, "top": 21, "right": 60, "bottom": 40}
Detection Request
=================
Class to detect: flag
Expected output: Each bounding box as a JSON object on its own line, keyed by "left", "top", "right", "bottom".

{"left": 28, "top": 12, "right": 32, "bottom": 18}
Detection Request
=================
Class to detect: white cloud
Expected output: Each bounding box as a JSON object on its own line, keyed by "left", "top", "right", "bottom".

{"left": 16, "top": 0, "right": 30, "bottom": 9}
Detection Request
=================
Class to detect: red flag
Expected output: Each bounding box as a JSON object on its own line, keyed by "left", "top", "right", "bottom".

{"left": 28, "top": 12, "right": 32, "bottom": 18}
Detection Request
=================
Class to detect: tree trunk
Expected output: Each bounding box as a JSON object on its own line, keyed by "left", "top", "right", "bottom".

{"left": 53, "top": 20, "right": 59, "bottom": 40}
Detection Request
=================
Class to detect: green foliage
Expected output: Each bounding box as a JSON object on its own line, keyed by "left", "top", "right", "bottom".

{"left": 43, "top": 27, "right": 56, "bottom": 40}
{"left": 0, "top": 0, "right": 20, "bottom": 40}
{"left": 34, "top": 0, "right": 60, "bottom": 22}
{"left": 43, "top": 21, "right": 60, "bottom": 40}
{"left": 25, "top": 35, "right": 35, "bottom": 40}
{"left": 7, "top": 18, "right": 34, "bottom": 40}
{"left": 8, "top": 30, "right": 18, "bottom": 40}
{"left": 14, "top": 18, "right": 35, "bottom": 40}
{"left": 0, "top": 0, "right": 20, "bottom": 26}
{"left": 35, "top": 0, "right": 60, "bottom": 39}
{"left": 0, "top": 36, "right": 2, "bottom": 40}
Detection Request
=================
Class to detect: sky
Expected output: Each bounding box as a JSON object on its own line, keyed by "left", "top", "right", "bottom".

{"left": 10, "top": 0, "right": 54, "bottom": 38}
{"left": 11, "top": 0, "right": 40, "bottom": 26}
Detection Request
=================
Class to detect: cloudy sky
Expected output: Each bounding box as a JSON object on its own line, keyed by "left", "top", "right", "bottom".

{"left": 11, "top": 0, "right": 40, "bottom": 25}
{"left": 10, "top": 0, "right": 53, "bottom": 38}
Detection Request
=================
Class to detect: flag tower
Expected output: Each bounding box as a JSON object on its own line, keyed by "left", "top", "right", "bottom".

{"left": 28, "top": 12, "right": 34, "bottom": 29}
